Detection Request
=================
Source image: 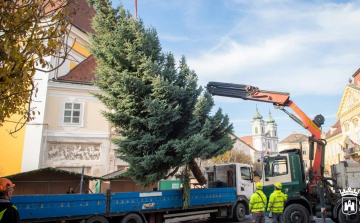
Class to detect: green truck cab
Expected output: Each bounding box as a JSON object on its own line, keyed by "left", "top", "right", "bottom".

{"left": 260, "top": 149, "right": 314, "bottom": 223}
{"left": 262, "top": 151, "right": 304, "bottom": 198}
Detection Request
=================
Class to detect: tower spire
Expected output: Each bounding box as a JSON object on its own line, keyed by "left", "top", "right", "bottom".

{"left": 267, "top": 109, "right": 275, "bottom": 123}
{"left": 253, "top": 105, "right": 263, "bottom": 120}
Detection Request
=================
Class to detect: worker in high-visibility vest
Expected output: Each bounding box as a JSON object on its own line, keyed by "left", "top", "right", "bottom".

{"left": 267, "top": 182, "right": 287, "bottom": 223}
{"left": 0, "top": 178, "right": 20, "bottom": 223}
{"left": 249, "top": 182, "right": 267, "bottom": 223}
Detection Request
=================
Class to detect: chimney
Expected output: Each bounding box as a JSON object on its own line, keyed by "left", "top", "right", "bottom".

{"left": 352, "top": 68, "right": 360, "bottom": 85}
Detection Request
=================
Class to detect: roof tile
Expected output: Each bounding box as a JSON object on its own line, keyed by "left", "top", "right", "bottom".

{"left": 279, "top": 133, "right": 308, "bottom": 143}
{"left": 325, "top": 119, "right": 342, "bottom": 138}
{"left": 57, "top": 55, "right": 97, "bottom": 83}
{"left": 239, "top": 135, "right": 253, "bottom": 147}
{"left": 352, "top": 68, "right": 360, "bottom": 78}
{"left": 67, "top": 0, "right": 96, "bottom": 34}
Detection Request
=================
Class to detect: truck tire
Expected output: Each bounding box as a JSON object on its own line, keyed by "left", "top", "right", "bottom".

{"left": 233, "top": 203, "right": 246, "bottom": 222}
{"left": 121, "top": 213, "right": 144, "bottom": 223}
{"left": 283, "top": 204, "right": 309, "bottom": 223}
{"left": 85, "top": 215, "right": 109, "bottom": 223}
{"left": 338, "top": 207, "right": 360, "bottom": 223}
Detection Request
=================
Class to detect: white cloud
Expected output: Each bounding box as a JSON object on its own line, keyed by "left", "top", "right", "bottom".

{"left": 159, "top": 34, "right": 189, "bottom": 42}
{"left": 188, "top": 1, "right": 360, "bottom": 96}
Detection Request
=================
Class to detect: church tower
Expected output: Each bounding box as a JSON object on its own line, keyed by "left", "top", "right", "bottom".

{"left": 265, "top": 111, "right": 279, "bottom": 153}
{"left": 252, "top": 106, "right": 266, "bottom": 151}
{"left": 265, "top": 110, "right": 277, "bottom": 137}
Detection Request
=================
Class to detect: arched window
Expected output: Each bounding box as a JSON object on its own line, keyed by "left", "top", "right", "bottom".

{"left": 255, "top": 127, "right": 258, "bottom": 134}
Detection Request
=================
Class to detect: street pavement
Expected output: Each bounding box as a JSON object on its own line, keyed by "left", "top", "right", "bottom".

{"left": 192, "top": 215, "right": 334, "bottom": 223}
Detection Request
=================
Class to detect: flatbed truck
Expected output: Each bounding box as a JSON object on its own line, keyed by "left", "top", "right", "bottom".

{"left": 12, "top": 163, "right": 254, "bottom": 223}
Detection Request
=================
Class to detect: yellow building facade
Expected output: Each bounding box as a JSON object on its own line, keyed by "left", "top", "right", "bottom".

{"left": 0, "top": 115, "right": 26, "bottom": 176}
{"left": 324, "top": 120, "right": 344, "bottom": 175}
{"left": 336, "top": 69, "right": 360, "bottom": 162}
{"left": 324, "top": 69, "right": 360, "bottom": 174}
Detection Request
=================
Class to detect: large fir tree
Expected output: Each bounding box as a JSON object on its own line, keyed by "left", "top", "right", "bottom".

{"left": 88, "top": 0, "right": 234, "bottom": 190}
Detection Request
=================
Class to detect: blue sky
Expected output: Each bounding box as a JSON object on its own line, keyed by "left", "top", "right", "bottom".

{"left": 113, "top": 0, "right": 360, "bottom": 141}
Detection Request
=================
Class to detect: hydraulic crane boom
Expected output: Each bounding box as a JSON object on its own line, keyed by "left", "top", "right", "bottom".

{"left": 207, "top": 82, "right": 326, "bottom": 185}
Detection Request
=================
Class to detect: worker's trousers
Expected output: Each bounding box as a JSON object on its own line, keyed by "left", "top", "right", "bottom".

{"left": 251, "top": 211, "right": 265, "bottom": 223}
{"left": 272, "top": 213, "right": 284, "bottom": 223}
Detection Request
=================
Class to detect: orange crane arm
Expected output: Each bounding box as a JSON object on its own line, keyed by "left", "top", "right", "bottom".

{"left": 207, "top": 82, "right": 325, "bottom": 184}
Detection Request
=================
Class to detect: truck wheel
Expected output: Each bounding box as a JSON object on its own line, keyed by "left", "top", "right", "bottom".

{"left": 121, "top": 213, "right": 144, "bottom": 223}
{"left": 85, "top": 215, "right": 109, "bottom": 223}
{"left": 338, "top": 207, "right": 360, "bottom": 223}
{"left": 233, "top": 203, "right": 246, "bottom": 222}
{"left": 283, "top": 204, "right": 309, "bottom": 223}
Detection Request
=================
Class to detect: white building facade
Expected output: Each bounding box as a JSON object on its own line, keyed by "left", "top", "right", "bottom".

{"left": 20, "top": 0, "right": 127, "bottom": 177}
{"left": 336, "top": 70, "right": 360, "bottom": 162}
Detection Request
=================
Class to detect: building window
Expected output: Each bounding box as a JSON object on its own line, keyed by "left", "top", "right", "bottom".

{"left": 60, "top": 99, "right": 85, "bottom": 127}
{"left": 303, "top": 150, "right": 306, "bottom": 155}
{"left": 262, "top": 127, "right": 264, "bottom": 134}
{"left": 255, "top": 127, "right": 258, "bottom": 134}
{"left": 64, "top": 103, "right": 81, "bottom": 123}
{"left": 268, "top": 142, "right": 270, "bottom": 148}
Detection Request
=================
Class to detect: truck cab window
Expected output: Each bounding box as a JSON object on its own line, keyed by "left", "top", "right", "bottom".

{"left": 265, "top": 156, "right": 288, "bottom": 177}
{"left": 240, "top": 167, "right": 251, "bottom": 180}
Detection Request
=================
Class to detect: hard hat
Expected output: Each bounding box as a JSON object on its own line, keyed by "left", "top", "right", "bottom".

{"left": 0, "top": 178, "right": 15, "bottom": 192}
{"left": 274, "top": 182, "right": 282, "bottom": 189}
{"left": 255, "top": 182, "right": 263, "bottom": 190}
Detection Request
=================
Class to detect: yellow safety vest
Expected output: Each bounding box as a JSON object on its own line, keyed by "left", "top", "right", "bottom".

{"left": 0, "top": 205, "right": 17, "bottom": 221}
{"left": 267, "top": 190, "right": 287, "bottom": 213}
{"left": 249, "top": 190, "right": 267, "bottom": 212}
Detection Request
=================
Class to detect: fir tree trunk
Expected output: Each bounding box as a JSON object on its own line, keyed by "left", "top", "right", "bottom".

{"left": 189, "top": 159, "right": 207, "bottom": 185}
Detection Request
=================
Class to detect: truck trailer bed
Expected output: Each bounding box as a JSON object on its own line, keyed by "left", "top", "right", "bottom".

{"left": 12, "top": 187, "right": 236, "bottom": 221}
